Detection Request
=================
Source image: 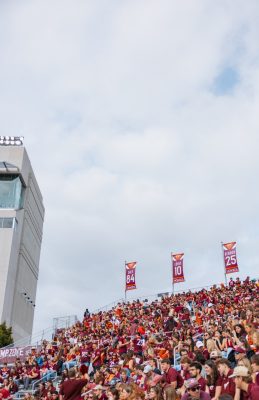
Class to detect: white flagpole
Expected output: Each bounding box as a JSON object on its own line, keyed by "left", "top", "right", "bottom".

{"left": 125, "top": 260, "right": 127, "bottom": 302}
{"left": 171, "top": 253, "right": 175, "bottom": 295}
{"left": 221, "top": 242, "right": 228, "bottom": 286}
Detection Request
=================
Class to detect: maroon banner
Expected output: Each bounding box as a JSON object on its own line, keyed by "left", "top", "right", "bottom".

{"left": 171, "top": 253, "right": 185, "bottom": 283}
{"left": 125, "top": 262, "right": 137, "bottom": 291}
{"left": 0, "top": 346, "right": 41, "bottom": 364}
{"left": 223, "top": 242, "right": 239, "bottom": 274}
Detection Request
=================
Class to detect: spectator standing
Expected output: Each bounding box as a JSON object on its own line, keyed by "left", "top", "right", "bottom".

{"left": 59, "top": 368, "right": 88, "bottom": 400}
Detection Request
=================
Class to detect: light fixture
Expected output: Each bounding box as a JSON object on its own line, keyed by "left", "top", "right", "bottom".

{"left": 0, "top": 136, "right": 24, "bottom": 146}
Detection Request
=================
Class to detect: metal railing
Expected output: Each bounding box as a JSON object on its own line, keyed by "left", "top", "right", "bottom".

{"left": 1, "top": 315, "right": 78, "bottom": 350}
{"left": 32, "top": 371, "right": 58, "bottom": 391}
{"left": 92, "top": 283, "right": 224, "bottom": 313}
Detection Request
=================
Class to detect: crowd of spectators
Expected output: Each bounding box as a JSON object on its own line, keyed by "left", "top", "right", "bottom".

{"left": 0, "top": 277, "right": 258, "bottom": 400}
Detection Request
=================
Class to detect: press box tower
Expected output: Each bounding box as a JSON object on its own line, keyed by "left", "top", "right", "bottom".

{"left": 0, "top": 137, "right": 44, "bottom": 342}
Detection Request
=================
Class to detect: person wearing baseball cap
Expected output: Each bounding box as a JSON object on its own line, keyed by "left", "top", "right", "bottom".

{"left": 234, "top": 347, "right": 246, "bottom": 365}
{"left": 143, "top": 364, "right": 163, "bottom": 389}
{"left": 229, "top": 366, "right": 259, "bottom": 400}
{"left": 93, "top": 385, "right": 107, "bottom": 400}
{"left": 210, "top": 351, "right": 221, "bottom": 361}
{"left": 181, "top": 378, "right": 211, "bottom": 400}
{"left": 196, "top": 341, "right": 209, "bottom": 360}
{"left": 196, "top": 341, "right": 204, "bottom": 350}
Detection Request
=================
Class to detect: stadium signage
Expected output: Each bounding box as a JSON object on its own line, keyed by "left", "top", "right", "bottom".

{"left": 0, "top": 345, "right": 40, "bottom": 364}
{"left": 223, "top": 241, "right": 239, "bottom": 274}
{"left": 171, "top": 253, "right": 185, "bottom": 283}
{"left": 125, "top": 261, "right": 137, "bottom": 291}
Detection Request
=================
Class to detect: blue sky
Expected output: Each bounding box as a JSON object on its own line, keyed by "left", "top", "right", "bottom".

{"left": 0, "top": 0, "right": 258, "bottom": 333}
{"left": 213, "top": 67, "right": 240, "bottom": 95}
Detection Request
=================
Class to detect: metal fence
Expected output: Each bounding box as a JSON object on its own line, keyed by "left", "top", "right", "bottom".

{"left": 92, "top": 282, "right": 223, "bottom": 313}
{"left": 1, "top": 315, "right": 78, "bottom": 350}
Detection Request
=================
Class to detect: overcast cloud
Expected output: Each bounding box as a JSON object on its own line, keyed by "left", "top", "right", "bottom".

{"left": 0, "top": 0, "right": 259, "bottom": 334}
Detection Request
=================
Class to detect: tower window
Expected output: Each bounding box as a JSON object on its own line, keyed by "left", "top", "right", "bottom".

{"left": 0, "top": 217, "right": 17, "bottom": 229}
{"left": 0, "top": 174, "right": 24, "bottom": 209}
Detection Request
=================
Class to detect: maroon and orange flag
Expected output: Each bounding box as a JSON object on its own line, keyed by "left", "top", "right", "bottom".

{"left": 171, "top": 253, "right": 185, "bottom": 283}
{"left": 222, "top": 242, "right": 239, "bottom": 274}
{"left": 125, "top": 261, "right": 137, "bottom": 291}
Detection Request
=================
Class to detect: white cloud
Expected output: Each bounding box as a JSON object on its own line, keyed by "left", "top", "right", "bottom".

{"left": 0, "top": 0, "right": 258, "bottom": 333}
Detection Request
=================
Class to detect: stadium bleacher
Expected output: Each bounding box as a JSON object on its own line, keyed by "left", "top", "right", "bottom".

{"left": 0, "top": 277, "right": 258, "bottom": 400}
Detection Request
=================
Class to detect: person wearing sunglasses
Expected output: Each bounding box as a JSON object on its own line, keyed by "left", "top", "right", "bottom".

{"left": 181, "top": 378, "right": 211, "bottom": 400}
{"left": 234, "top": 347, "right": 246, "bottom": 366}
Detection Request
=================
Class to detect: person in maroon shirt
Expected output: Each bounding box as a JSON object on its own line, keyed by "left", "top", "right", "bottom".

{"left": 189, "top": 362, "right": 209, "bottom": 393}
{"left": 204, "top": 360, "right": 221, "bottom": 399}
{"left": 161, "top": 358, "right": 183, "bottom": 389}
{"left": 230, "top": 365, "right": 255, "bottom": 400}
{"left": 250, "top": 354, "right": 259, "bottom": 386}
{"left": 59, "top": 368, "right": 88, "bottom": 400}
{"left": 132, "top": 334, "right": 144, "bottom": 355}
{"left": 216, "top": 359, "right": 236, "bottom": 399}
{"left": 93, "top": 385, "right": 107, "bottom": 400}
{"left": 117, "top": 337, "right": 130, "bottom": 356}
{"left": 23, "top": 365, "right": 40, "bottom": 390}
{"left": 181, "top": 378, "right": 211, "bottom": 400}
{"left": 196, "top": 341, "right": 210, "bottom": 360}
{"left": 91, "top": 344, "right": 102, "bottom": 370}
{"left": 0, "top": 388, "right": 10, "bottom": 400}
{"left": 180, "top": 357, "right": 192, "bottom": 381}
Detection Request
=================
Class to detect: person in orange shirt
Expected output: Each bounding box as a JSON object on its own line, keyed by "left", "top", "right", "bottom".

{"left": 195, "top": 312, "right": 203, "bottom": 326}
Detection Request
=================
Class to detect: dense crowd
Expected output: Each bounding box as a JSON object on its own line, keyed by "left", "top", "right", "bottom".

{"left": 0, "top": 277, "right": 258, "bottom": 400}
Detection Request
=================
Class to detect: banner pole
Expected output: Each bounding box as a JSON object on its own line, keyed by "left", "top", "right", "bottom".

{"left": 125, "top": 260, "right": 127, "bottom": 302}
{"left": 171, "top": 253, "right": 174, "bottom": 295}
{"left": 221, "top": 242, "right": 228, "bottom": 286}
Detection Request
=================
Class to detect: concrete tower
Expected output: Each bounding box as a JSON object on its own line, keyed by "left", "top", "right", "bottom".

{"left": 0, "top": 138, "right": 44, "bottom": 341}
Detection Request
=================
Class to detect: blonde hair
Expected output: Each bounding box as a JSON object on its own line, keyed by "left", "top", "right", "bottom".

{"left": 206, "top": 338, "right": 216, "bottom": 352}
{"left": 164, "top": 386, "right": 177, "bottom": 400}
{"left": 238, "top": 357, "right": 252, "bottom": 374}
{"left": 252, "top": 331, "right": 259, "bottom": 346}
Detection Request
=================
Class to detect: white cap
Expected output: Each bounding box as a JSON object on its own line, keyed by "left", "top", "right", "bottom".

{"left": 144, "top": 365, "right": 152, "bottom": 373}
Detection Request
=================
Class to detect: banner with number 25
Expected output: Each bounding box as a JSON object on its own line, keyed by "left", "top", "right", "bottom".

{"left": 223, "top": 242, "right": 239, "bottom": 274}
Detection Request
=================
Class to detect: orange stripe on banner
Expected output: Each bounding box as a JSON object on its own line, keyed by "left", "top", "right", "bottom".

{"left": 126, "top": 262, "right": 137, "bottom": 269}
{"left": 223, "top": 242, "right": 236, "bottom": 251}
{"left": 172, "top": 253, "right": 184, "bottom": 261}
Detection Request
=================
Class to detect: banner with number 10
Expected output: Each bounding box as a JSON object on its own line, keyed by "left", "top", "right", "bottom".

{"left": 171, "top": 253, "right": 185, "bottom": 283}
